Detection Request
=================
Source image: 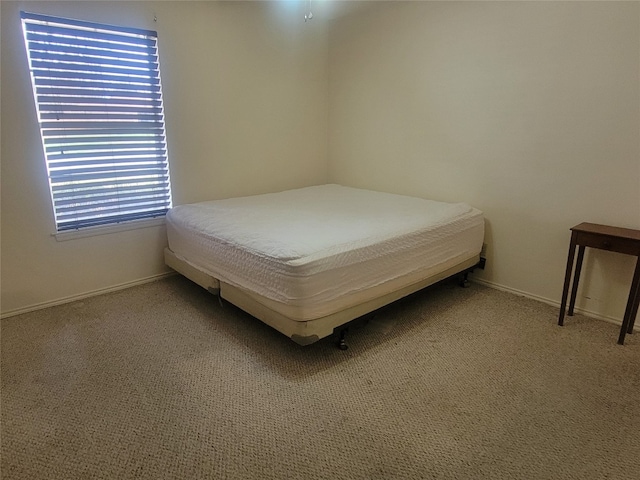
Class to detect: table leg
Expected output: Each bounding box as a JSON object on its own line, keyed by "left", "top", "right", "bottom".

{"left": 618, "top": 258, "right": 640, "bottom": 345}
{"left": 568, "top": 245, "right": 585, "bottom": 316}
{"left": 559, "top": 233, "right": 577, "bottom": 326}
{"left": 627, "top": 294, "right": 639, "bottom": 334}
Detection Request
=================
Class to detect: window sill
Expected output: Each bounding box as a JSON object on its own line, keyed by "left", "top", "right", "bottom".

{"left": 53, "top": 217, "right": 166, "bottom": 242}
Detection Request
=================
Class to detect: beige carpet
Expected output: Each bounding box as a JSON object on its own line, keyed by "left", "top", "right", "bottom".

{"left": 2, "top": 275, "right": 639, "bottom": 480}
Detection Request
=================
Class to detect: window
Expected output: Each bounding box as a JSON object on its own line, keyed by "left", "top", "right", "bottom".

{"left": 21, "top": 12, "right": 172, "bottom": 232}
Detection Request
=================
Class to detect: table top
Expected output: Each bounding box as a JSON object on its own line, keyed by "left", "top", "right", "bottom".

{"left": 571, "top": 222, "right": 640, "bottom": 242}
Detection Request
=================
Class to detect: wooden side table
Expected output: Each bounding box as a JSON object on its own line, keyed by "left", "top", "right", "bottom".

{"left": 558, "top": 222, "right": 640, "bottom": 345}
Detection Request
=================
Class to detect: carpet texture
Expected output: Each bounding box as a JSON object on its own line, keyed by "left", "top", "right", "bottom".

{"left": 2, "top": 275, "right": 639, "bottom": 480}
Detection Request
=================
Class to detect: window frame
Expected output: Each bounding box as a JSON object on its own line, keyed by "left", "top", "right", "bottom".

{"left": 21, "top": 11, "right": 172, "bottom": 234}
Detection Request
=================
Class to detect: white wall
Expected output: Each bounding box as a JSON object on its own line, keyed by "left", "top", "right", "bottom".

{"left": 328, "top": 1, "right": 640, "bottom": 323}
{"left": 3, "top": 0, "right": 639, "bottom": 326}
{"left": 1, "top": 1, "right": 329, "bottom": 315}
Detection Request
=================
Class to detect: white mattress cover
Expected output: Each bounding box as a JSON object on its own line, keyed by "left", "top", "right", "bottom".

{"left": 166, "top": 184, "right": 484, "bottom": 320}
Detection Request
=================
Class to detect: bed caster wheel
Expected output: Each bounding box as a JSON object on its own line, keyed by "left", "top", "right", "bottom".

{"left": 336, "top": 328, "right": 348, "bottom": 350}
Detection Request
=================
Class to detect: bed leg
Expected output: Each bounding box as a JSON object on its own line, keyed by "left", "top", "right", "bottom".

{"left": 459, "top": 271, "right": 470, "bottom": 288}
{"left": 337, "top": 327, "right": 349, "bottom": 350}
{"left": 207, "top": 287, "right": 224, "bottom": 307}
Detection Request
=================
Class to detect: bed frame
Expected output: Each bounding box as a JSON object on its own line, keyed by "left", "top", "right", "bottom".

{"left": 165, "top": 247, "right": 480, "bottom": 347}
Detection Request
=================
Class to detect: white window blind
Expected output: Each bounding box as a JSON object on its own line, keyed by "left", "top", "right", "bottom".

{"left": 21, "top": 11, "right": 172, "bottom": 232}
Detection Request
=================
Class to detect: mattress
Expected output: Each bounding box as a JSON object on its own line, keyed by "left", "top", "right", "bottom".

{"left": 166, "top": 184, "right": 484, "bottom": 322}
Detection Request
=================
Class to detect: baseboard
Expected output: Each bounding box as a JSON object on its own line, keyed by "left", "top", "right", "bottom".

{"left": 3, "top": 273, "right": 635, "bottom": 333}
{"left": 471, "top": 278, "right": 637, "bottom": 332}
{"left": 1, "top": 272, "right": 176, "bottom": 319}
